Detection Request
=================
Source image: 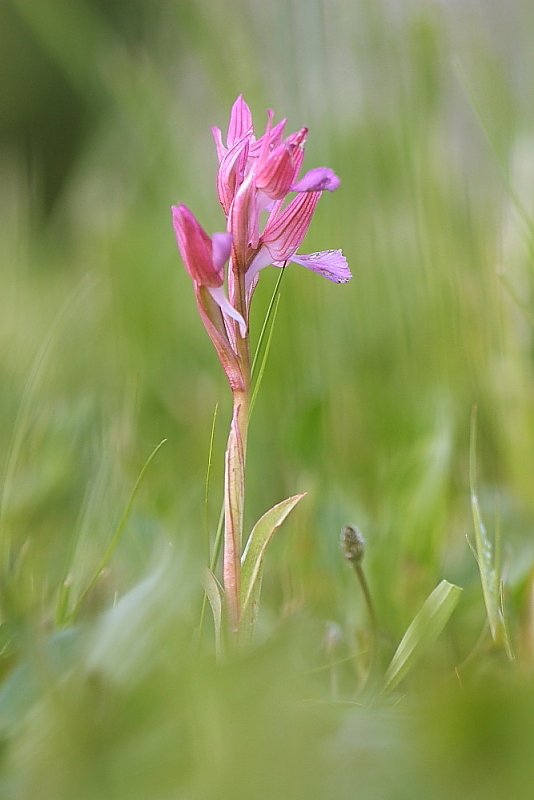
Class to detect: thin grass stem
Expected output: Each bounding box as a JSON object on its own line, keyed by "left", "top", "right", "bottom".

{"left": 204, "top": 403, "right": 219, "bottom": 563}
{"left": 250, "top": 265, "right": 286, "bottom": 382}
{"left": 197, "top": 501, "right": 225, "bottom": 648}
{"left": 249, "top": 295, "right": 281, "bottom": 417}
{"left": 68, "top": 438, "right": 167, "bottom": 621}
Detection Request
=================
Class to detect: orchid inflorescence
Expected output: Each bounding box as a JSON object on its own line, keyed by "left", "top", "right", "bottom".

{"left": 172, "top": 96, "right": 350, "bottom": 643}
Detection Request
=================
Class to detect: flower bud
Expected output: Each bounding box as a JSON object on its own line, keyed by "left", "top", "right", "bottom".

{"left": 172, "top": 204, "right": 226, "bottom": 288}
{"left": 340, "top": 524, "right": 365, "bottom": 564}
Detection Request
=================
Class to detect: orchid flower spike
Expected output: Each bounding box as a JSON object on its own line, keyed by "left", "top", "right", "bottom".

{"left": 171, "top": 96, "right": 351, "bottom": 381}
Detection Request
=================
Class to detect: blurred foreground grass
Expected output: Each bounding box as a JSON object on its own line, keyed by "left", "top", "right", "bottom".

{"left": 2, "top": 0, "right": 534, "bottom": 797}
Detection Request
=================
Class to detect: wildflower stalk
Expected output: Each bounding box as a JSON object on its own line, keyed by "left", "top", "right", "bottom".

{"left": 223, "top": 258, "right": 250, "bottom": 635}
{"left": 173, "top": 95, "right": 351, "bottom": 645}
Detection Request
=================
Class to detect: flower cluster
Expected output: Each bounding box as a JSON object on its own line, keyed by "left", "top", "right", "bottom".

{"left": 172, "top": 96, "right": 350, "bottom": 387}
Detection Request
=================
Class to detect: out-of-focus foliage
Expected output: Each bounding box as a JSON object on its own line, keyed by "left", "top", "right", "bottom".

{"left": 2, "top": 0, "right": 534, "bottom": 797}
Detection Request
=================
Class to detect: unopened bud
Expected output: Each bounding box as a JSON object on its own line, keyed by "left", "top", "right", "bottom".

{"left": 340, "top": 524, "right": 365, "bottom": 565}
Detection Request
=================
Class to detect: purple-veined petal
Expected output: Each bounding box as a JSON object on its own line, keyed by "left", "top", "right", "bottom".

{"left": 216, "top": 134, "right": 251, "bottom": 213}
{"left": 228, "top": 173, "right": 260, "bottom": 266}
{"left": 256, "top": 109, "right": 274, "bottom": 169}
{"left": 227, "top": 95, "right": 253, "bottom": 147}
{"left": 291, "top": 167, "right": 340, "bottom": 193}
{"left": 289, "top": 250, "right": 351, "bottom": 283}
{"left": 212, "top": 232, "right": 233, "bottom": 272}
{"left": 260, "top": 191, "right": 321, "bottom": 261}
{"left": 207, "top": 286, "right": 247, "bottom": 337}
{"left": 256, "top": 127, "right": 307, "bottom": 199}
{"left": 250, "top": 117, "right": 287, "bottom": 157}
{"left": 212, "top": 126, "right": 226, "bottom": 163}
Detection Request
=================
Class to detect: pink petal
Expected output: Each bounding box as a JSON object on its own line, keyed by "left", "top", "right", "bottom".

{"left": 289, "top": 250, "right": 351, "bottom": 283}
{"left": 211, "top": 126, "right": 226, "bottom": 163}
{"left": 227, "top": 95, "right": 253, "bottom": 147}
{"left": 228, "top": 174, "right": 260, "bottom": 266}
{"left": 255, "top": 127, "right": 307, "bottom": 200}
{"left": 256, "top": 109, "right": 274, "bottom": 172}
{"left": 212, "top": 232, "right": 233, "bottom": 272}
{"left": 250, "top": 117, "right": 287, "bottom": 157}
{"left": 172, "top": 204, "right": 223, "bottom": 287}
{"left": 261, "top": 192, "right": 321, "bottom": 261}
{"left": 216, "top": 134, "right": 250, "bottom": 213}
{"left": 291, "top": 167, "right": 340, "bottom": 193}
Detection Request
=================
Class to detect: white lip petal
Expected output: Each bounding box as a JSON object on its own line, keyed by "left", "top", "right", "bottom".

{"left": 207, "top": 286, "right": 247, "bottom": 337}
{"left": 245, "top": 247, "right": 274, "bottom": 294}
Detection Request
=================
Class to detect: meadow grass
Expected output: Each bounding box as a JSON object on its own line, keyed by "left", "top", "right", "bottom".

{"left": 2, "top": 0, "right": 534, "bottom": 797}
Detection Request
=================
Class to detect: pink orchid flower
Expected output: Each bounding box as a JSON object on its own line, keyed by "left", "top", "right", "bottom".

{"left": 172, "top": 96, "right": 350, "bottom": 368}
{"left": 212, "top": 96, "right": 351, "bottom": 292}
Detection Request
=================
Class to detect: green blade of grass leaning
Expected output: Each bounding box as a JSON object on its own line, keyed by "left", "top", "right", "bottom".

{"left": 0, "top": 275, "right": 97, "bottom": 571}
{"left": 385, "top": 579, "right": 462, "bottom": 692}
{"left": 250, "top": 265, "right": 286, "bottom": 382}
{"left": 469, "top": 408, "right": 513, "bottom": 658}
{"left": 196, "top": 503, "right": 224, "bottom": 650}
{"left": 249, "top": 294, "right": 281, "bottom": 417}
{"left": 202, "top": 568, "right": 224, "bottom": 658}
{"left": 204, "top": 403, "right": 219, "bottom": 563}
{"left": 453, "top": 57, "right": 534, "bottom": 246}
{"left": 249, "top": 266, "right": 286, "bottom": 417}
{"left": 62, "top": 438, "right": 167, "bottom": 623}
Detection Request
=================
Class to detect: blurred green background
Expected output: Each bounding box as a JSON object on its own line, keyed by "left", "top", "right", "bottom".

{"left": 2, "top": 0, "right": 534, "bottom": 797}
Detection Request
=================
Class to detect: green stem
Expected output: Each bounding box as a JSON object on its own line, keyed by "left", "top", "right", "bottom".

{"left": 223, "top": 391, "right": 248, "bottom": 634}
{"left": 222, "top": 258, "right": 251, "bottom": 636}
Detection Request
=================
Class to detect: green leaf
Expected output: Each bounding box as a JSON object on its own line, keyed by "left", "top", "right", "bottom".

{"left": 85, "top": 556, "right": 185, "bottom": 686}
{"left": 0, "top": 274, "right": 96, "bottom": 563}
{"left": 385, "top": 579, "right": 462, "bottom": 692}
{"left": 469, "top": 408, "right": 513, "bottom": 657}
{"left": 239, "top": 493, "right": 306, "bottom": 636}
{"left": 201, "top": 568, "right": 223, "bottom": 658}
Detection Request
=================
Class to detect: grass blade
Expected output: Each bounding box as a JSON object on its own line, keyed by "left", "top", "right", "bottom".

{"left": 0, "top": 274, "right": 96, "bottom": 564}
{"left": 240, "top": 493, "right": 306, "bottom": 624}
{"left": 68, "top": 438, "right": 167, "bottom": 621}
{"left": 249, "top": 266, "right": 285, "bottom": 417}
{"left": 249, "top": 295, "right": 281, "bottom": 417}
{"left": 250, "top": 265, "right": 286, "bottom": 382}
{"left": 204, "top": 403, "right": 219, "bottom": 562}
{"left": 469, "top": 408, "right": 513, "bottom": 656}
{"left": 201, "top": 568, "right": 224, "bottom": 658}
{"left": 385, "top": 579, "right": 462, "bottom": 692}
{"left": 197, "top": 501, "right": 225, "bottom": 648}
